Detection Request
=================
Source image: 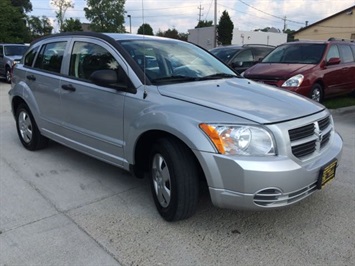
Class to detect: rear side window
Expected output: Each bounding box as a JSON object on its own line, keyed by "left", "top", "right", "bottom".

{"left": 338, "top": 45, "right": 354, "bottom": 63}
{"left": 0, "top": 45, "right": 3, "bottom": 56}
{"left": 69, "top": 42, "right": 119, "bottom": 81}
{"left": 34, "top": 42, "right": 66, "bottom": 73}
{"left": 24, "top": 47, "right": 39, "bottom": 67}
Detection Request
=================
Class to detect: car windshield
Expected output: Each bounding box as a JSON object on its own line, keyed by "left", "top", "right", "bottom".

{"left": 262, "top": 43, "right": 326, "bottom": 64}
{"left": 210, "top": 47, "right": 242, "bottom": 63}
{"left": 119, "top": 39, "right": 238, "bottom": 85}
{"left": 4, "top": 45, "right": 28, "bottom": 56}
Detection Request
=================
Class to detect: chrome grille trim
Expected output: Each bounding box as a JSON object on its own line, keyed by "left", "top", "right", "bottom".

{"left": 288, "top": 115, "right": 332, "bottom": 159}
{"left": 254, "top": 182, "right": 318, "bottom": 207}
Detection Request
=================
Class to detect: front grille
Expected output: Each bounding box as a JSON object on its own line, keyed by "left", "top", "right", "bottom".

{"left": 288, "top": 116, "right": 332, "bottom": 159}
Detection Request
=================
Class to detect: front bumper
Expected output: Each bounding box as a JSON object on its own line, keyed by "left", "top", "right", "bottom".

{"left": 195, "top": 131, "right": 343, "bottom": 210}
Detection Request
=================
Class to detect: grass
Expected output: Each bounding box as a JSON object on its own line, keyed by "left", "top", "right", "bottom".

{"left": 323, "top": 95, "right": 355, "bottom": 109}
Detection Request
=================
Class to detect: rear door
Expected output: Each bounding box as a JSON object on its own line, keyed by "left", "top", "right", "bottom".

{"left": 59, "top": 38, "right": 128, "bottom": 166}
{"left": 24, "top": 39, "right": 68, "bottom": 134}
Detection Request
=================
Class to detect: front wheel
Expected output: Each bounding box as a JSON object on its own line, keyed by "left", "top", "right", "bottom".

{"left": 5, "top": 66, "right": 11, "bottom": 83}
{"left": 149, "top": 138, "right": 199, "bottom": 221}
{"left": 309, "top": 84, "right": 323, "bottom": 103}
{"left": 15, "top": 104, "right": 48, "bottom": 150}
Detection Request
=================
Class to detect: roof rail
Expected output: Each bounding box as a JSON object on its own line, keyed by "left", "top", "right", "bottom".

{"left": 328, "top": 37, "right": 354, "bottom": 43}
{"left": 242, "top": 44, "right": 275, "bottom": 47}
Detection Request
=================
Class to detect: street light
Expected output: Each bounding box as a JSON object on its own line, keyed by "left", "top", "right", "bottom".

{"left": 127, "top": 15, "right": 131, "bottom": 33}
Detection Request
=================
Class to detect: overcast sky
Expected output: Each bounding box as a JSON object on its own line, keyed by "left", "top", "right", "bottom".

{"left": 29, "top": 0, "right": 355, "bottom": 34}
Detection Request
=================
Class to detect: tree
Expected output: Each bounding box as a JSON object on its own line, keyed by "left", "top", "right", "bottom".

{"left": 195, "top": 20, "right": 213, "bottom": 28}
{"left": 217, "top": 10, "right": 234, "bottom": 45}
{"left": 50, "top": 0, "right": 74, "bottom": 32}
{"left": 62, "top": 18, "right": 83, "bottom": 32}
{"left": 11, "top": 0, "right": 32, "bottom": 13}
{"left": 156, "top": 28, "right": 187, "bottom": 41}
{"left": 137, "top": 23, "right": 153, "bottom": 35}
{"left": 27, "top": 16, "right": 53, "bottom": 40}
{"left": 284, "top": 28, "right": 296, "bottom": 42}
{"left": 0, "top": 0, "right": 28, "bottom": 43}
{"left": 84, "top": 0, "right": 126, "bottom": 33}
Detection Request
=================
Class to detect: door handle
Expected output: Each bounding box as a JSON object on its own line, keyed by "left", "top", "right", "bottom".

{"left": 61, "top": 84, "right": 76, "bottom": 91}
{"left": 26, "top": 75, "right": 36, "bottom": 81}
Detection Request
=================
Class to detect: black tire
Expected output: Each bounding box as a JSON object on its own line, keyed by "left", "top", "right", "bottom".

{"left": 149, "top": 138, "right": 199, "bottom": 221}
{"left": 15, "top": 104, "right": 48, "bottom": 151}
{"left": 309, "top": 83, "right": 323, "bottom": 103}
{"left": 5, "top": 66, "right": 11, "bottom": 83}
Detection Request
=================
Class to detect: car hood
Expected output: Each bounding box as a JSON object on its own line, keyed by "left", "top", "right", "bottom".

{"left": 6, "top": 55, "right": 22, "bottom": 61}
{"left": 244, "top": 63, "right": 315, "bottom": 79}
{"left": 158, "top": 78, "right": 324, "bottom": 124}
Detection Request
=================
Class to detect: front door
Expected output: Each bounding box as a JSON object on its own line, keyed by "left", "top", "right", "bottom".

{"left": 59, "top": 39, "right": 127, "bottom": 166}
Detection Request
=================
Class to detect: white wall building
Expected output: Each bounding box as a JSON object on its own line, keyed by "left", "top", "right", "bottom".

{"left": 188, "top": 27, "right": 287, "bottom": 49}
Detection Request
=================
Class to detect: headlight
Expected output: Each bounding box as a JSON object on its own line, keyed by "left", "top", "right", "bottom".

{"left": 199, "top": 124, "right": 275, "bottom": 156}
{"left": 281, "top": 74, "right": 304, "bottom": 87}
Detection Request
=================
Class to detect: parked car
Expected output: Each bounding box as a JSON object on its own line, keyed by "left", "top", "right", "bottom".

{"left": 209, "top": 44, "right": 274, "bottom": 74}
{"left": 243, "top": 39, "right": 355, "bottom": 102}
{"left": 9, "top": 32, "right": 342, "bottom": 221}
{"left": 0, "top": 43, "right": 28, "bottom": 83}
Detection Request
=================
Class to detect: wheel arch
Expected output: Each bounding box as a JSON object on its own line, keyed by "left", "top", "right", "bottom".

{"left": 130, "top": 130, "right": 206, "bottom": 183}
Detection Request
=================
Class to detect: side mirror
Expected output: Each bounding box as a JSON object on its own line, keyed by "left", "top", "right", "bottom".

{"left": 326, "top": 57, "right": 341, "bottom": 66}
{"left": 90, "top": 69, "right": 118, "bottom": 86}
{"left": 90, "top": 68, "right": 136, "bottom": 93}
{"left": 231, "top": 61, "right": 243, "bottom": 68}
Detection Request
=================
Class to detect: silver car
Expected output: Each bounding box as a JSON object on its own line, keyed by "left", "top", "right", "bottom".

{"left": 9, "top": 32, "right": 343, "bottom": 221}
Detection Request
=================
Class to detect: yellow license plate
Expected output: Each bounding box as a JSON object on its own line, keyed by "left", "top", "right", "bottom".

{"left": 317, "top": 160, "right": 337, "bottom": 189}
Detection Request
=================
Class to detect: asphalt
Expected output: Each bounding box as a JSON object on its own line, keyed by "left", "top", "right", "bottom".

{"left": 1, "top": 81, "right": 354, "bottom": 266}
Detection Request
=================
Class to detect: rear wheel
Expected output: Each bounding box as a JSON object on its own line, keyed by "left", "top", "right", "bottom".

{"left": 149, "top": 138, "right": 199, "bottom": 221}
{"left": 15, "top": 104, "right": 48, "bottom": 150}
{"left": 310, "top": 84, "right": 323, "bottom": 103}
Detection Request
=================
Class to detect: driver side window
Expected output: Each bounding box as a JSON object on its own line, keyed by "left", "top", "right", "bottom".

{"left": 69, "top": 42, "right": 119, "bottom": 82}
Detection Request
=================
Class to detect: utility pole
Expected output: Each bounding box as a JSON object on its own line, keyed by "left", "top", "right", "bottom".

{"left": 197, "top": 4, "right": 204, "bottom": 22}
{"left": 283, "top": 16, "right": 287, "bottom": 32}
{"left": 214, "top": 0, "right": 217, "bottom": 47}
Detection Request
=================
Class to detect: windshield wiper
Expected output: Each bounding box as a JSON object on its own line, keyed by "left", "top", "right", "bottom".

{"left": 198, "top": 73, "right": 238, "bottom": 80}
{"left": 151, "top": 75, "right": 198, "bottom": 84}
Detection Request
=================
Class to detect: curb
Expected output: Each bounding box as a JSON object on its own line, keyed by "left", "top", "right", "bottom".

{"left": 329, "top": 105, "right": 355, "bottom": 115}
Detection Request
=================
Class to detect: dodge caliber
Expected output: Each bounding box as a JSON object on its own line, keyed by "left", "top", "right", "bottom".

{"left": 9, "top": 32, "right": 343, "bottom": 221}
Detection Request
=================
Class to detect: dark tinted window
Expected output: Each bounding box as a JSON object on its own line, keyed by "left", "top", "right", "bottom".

{"left": 263, "top": 44, "right": 326, "bottom": 64}
{"left": 4, "top": 45, "right": 28, "bottom": 56}
{"left": 69, "top": 42, "right": 119, "bottom": 81}
{"left": 0, "top": 45, "right": 3, "bottom": 56}
{"left": 34, "top": 42, "right": 66, "bottom": 73}
{"left": 24, "top": 47, "right": 39, "bottom": 67}
{"left": 210, "top": 47, "right": 242, "bottom": 63}
{"left": 339, "top": 45, "right": 354, "bottom": 63}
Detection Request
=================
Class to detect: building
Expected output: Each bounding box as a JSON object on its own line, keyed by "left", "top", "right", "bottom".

{"left": 293, "top": 5, "right": 355, "bottom": 41}
{"left": 188, "top": 27, "right": 287, "bottom": 50}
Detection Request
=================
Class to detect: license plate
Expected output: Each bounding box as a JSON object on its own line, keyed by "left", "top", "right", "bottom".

{"left": 317, "top": 160, "right": 337, "bottom": 189}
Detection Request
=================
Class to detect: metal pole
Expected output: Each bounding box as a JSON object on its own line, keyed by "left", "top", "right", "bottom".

{"left": 214, "top": 0, "right": 217, "bottom": 47}
{"left": 127, "top": 15, "right": 132, "bottom": 33}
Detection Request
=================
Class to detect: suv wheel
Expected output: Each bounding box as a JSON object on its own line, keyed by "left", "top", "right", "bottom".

{"left": 5, "top": 66, "right": 11, "bottom": 83}
{"left": 310, "top": 84, "right": 323, "bottom": 103}
{"left": 149, "top": 138, "right": 199, "bottom": 221}
{"left": 15, "top": 104, "right": 48, "bottom": 150}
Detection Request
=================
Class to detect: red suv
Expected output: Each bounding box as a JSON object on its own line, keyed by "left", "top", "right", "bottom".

{"left": 243, "top": 39, "right": 355, "bottom": 102}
